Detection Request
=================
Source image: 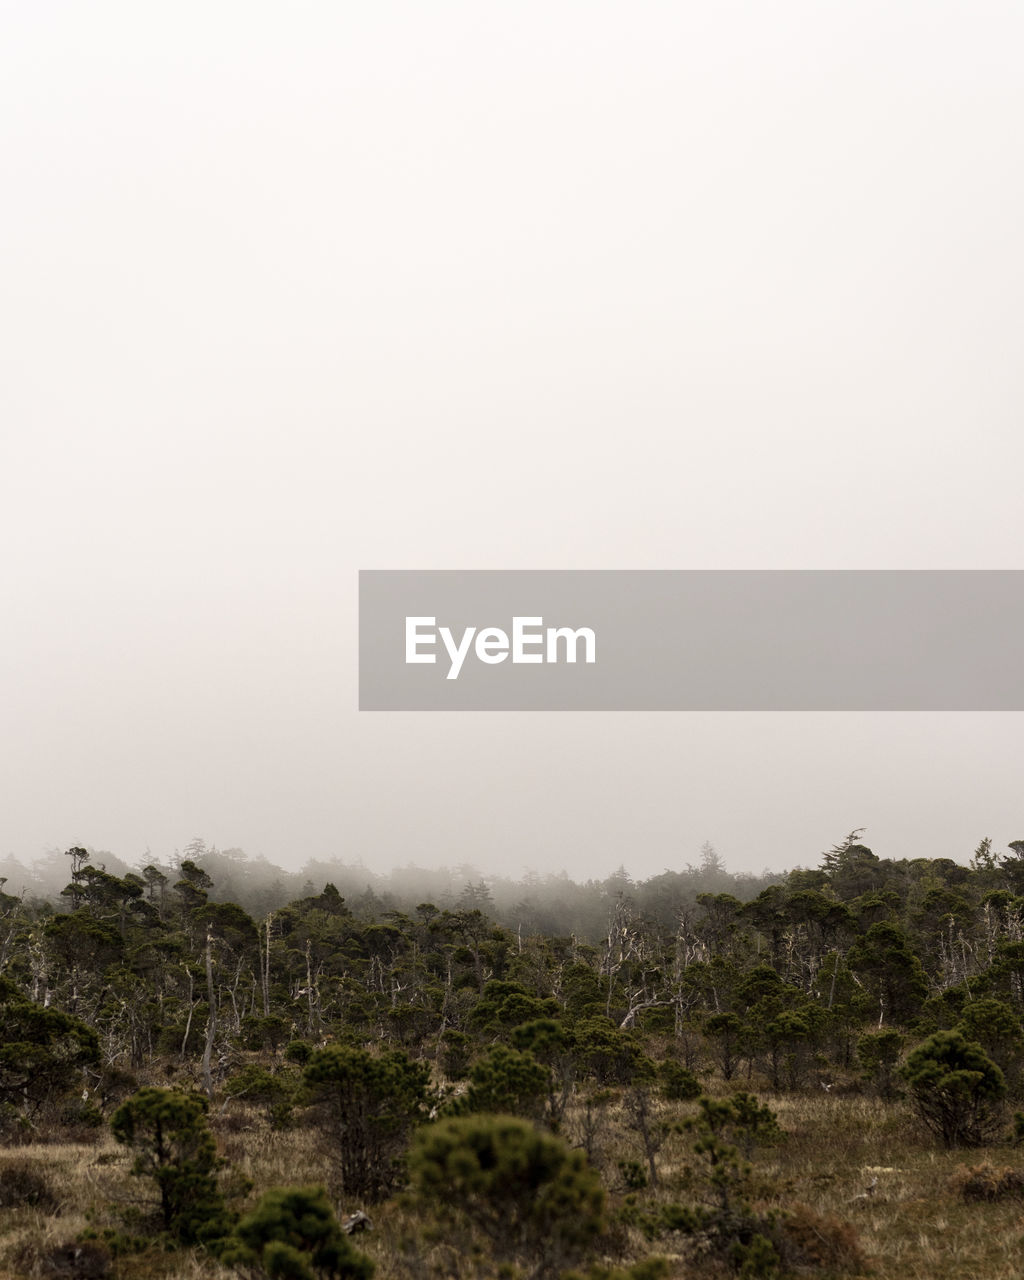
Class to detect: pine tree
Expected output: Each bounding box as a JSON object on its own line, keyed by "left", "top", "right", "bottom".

{"left": 111, "top": 1087, "right": 230, "bottom": 1242}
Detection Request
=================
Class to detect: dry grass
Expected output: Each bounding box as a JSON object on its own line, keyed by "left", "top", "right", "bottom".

{"left": 5, "top": 1089, "right": 1024, "bottom": 1278}
{"left": 756, "top": 1093, "right": 1024, "bottom": 1280}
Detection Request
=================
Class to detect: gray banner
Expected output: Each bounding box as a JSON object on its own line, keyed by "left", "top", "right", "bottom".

{"left": 358, "top": 571, "right": 1024, "bottom": 710}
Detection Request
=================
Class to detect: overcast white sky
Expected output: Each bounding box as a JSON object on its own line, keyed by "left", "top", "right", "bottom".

{"left": 2, "top": 2, "right": 1022, "bottom": 881}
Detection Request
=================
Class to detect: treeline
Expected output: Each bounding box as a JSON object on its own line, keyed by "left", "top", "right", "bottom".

{"left": 2, "top": 830, "right": 1024, "bottom": 1095}
{"left": 0, "top": 837, "right": 783, "bottom": 941}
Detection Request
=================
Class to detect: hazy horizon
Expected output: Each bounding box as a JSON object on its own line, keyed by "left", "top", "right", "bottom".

{"left": 3, "top": 3, "right": 1022, "bottom": 883}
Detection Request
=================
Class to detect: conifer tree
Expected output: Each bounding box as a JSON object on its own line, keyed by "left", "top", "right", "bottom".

{"left": 111, "top": 1086, "right": 230, "bottom": 1242}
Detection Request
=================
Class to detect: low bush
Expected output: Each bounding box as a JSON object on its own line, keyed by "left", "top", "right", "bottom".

{"left": 224, "top": 1063, "right": 296, "bottom": 1129}
{"left": 221, "top": 1184, "right": 374, "bottom": 1280}
{"left": 776, "top": 1203, "right": 867, "bottom": 1273}
{"left": 658, "top": 1060, "right": 701, "bottom": 1102}
{"left": 11, "top": 1239, "right": 112, "bottom": 1280}
{"left": 284, "top": 1039, "right": 313, "bottom": 1065}
{"left": 410, "top": 1113, "right": 605, "bottom": 1279}
{"left": 0, "top": 1159, "right": 58, "bottom": 1209}
{"left": 950, "top": 1161, "right": 1024, "bottom": 1201}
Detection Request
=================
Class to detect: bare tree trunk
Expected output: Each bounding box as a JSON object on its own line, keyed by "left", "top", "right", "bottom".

{"left": 229, "top": 957, "right": 245, "bottom": 1033}
{"left": 827, "top": 950, "right": 840, "bottom": 1009}
{"left": 180, "top": 970, "right": 195, "bottom": 1060}
{"left": 262, "top": 913, "right": 273, "bottom": 1016}
{"left": 305, "top": 939, "right": 317, "bottom": 1036}
{"left": 202, "top": 933, "right": 216, "bottom": 1098}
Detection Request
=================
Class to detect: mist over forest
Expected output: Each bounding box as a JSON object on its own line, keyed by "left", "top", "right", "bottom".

{"left": 0, "top": 832, "right": 1010, "bottom": 944}
{"left": 0, "top": 839, "right": 781, "bottom": 940}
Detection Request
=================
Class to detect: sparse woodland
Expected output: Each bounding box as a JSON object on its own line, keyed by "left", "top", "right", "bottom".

{"left": 5, "top": 833, "right": 1024, "bottom": 1278}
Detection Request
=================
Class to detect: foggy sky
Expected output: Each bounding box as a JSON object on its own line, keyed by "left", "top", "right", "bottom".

{"left": 2, "top": 2, "right": 1022, "bottom": 882}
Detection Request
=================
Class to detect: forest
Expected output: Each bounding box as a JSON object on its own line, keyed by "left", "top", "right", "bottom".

{"left": 3, "top": 831, "right": 1024, "bottom": 1280}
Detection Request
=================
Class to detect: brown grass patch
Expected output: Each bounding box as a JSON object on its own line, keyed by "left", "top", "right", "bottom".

{"left": 0, "top": 1160, "right": 59, "bottom": 1211}
{"left": 950, "top": 1162, "right": 1024, "bottom": 1202}
{"left": 777, "top": 1202, "right": 868, "bottom": 1273}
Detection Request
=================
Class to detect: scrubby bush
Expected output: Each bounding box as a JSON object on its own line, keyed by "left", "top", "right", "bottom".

{"left": 703, "top": 1012, "right": 746, "bottom": 1081}
{"left": 302, "top": 1045, "right": 431, "bottom": 1201}
{"left": 762, "top": 1011, "right": 814, "bottom": 1091}
{"left": 658, "top": 1060, "right": 700, "bottom": 1102}
{"left": 775, "top": 1203, "right": 866, "bottom": 1274}
{"left": 617, "top": 1159, "right": 649, "bottom": 1190}
{"left": 725, "top": 1091, "right": 783, "bottom": 1158}
{"left": 950, "top": 1162, "right": 1024, "bottom": 1201}
{"left": 510, "top": 1018, "right": 576, "bottom": 1127}
{"left": 571, "top": 1017, "right": 654, "bottom": 1085}
{"left": 577, "top": 1087, "right": 617, "bottom": 1165}
{"left": 0, "top": 1159, "right": 58, "bottom": 1209}
{"left": 0, "top": 977, "right": 100, "bottom": 1117}
{"left": 461, "top": 1044, "right": 550, "bottom": 1122}
{"left": 224, "top": 1063, "right": 296, "bottom": 1129}
{"left": 409, "top": 1113, "right": 605, "bottom": 1279}
{"left": 903, "top": 1030, "right": 1006, "bottom": 1147}
{"left": 434, "top": 1029, "right": 472, "bottom": 1080}
{"left": 37, "top": 1240, "right": 112, "bottom": 1280}
{"left": 856, "top": 1028, "right": 905, "bottom": 1099}
{"left": 241, "top": 1014, "right": 291, "bottom": 1054}
{"left": 221, "top": 1185, "right": 374, "bottom": 1280}
{"left": 622, "top": 1085, "right": 669, "bottom": 1190}
{"left": 956, "top": 998, "right": 1024, "bottom": 1084}
{"left": 466, "top": 980, "right": 559, "bottom": 1036}
{"left": 110, "top": 1087, "right": 231, "bottom": 1242}
{"left": 284, "top": 1039, "right": 313, "bottom": 1065}
{"left": 644, "top": 1094, "right": 789, "bottom": 1274}
{"left": 59, "top": 1097, "right": 104, "bottom": 1131}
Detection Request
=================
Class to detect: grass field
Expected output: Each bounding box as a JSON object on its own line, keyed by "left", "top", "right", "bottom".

{"left": 3, "top": 1087, "right": 1024, "bottom": 1279}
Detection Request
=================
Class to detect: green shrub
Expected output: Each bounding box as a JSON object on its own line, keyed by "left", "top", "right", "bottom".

{"left": 902, "top": 1030, "right": 1006, "bottom": 1147}
{"left": 461, "top": 1045, "right": 550, "bottom": 1122}
{"left": 110, "top": 1087, "right": 231, "bottom": 1243}
{"left": 956, "top": 998, "right": 1024, "bottom": 1081}
{"left": 409, "top": 1113, "right": 605, "bottom": 1278}
{"left": 284, "top": 1040, "right": 313, "bottom": 1065}
{"left": 466, "top": 980, "right": 559, "bottom": 1036}
{"left": 658, "top": 1060, "right": 700, "bottom": 1102}
{"left": 725, "top": 1092, "right": 783, "bottom": 1158}
{"left": 436, "top": 1029, "right": 472, "bottom": 1080}
{"left": 647, "top": 1094, "right": 788, "bottom": 1272}
{"left": 241, "top": 1015, "right": 291, "bottom": 1054}
{"left": 0, "top": 977, "right": 100, "bottom": 1117}
{"left": 703, "top": 1012, "right": 746, "bottom": 1081}
{"left": 221, "top": 1185, "right": 374, "bottom": 1280}
{"left": 571, "top": 1017, "right": 653, "bottom": 1085}
{"left": 224, "top": 1064, "right": 296, "bottom": 1128}
{"left": 302, "top": 1045, "right": 431, "bottom": 1201}
{"left": 60, "top": 1098, "right": 105, "bottom": 1129}
{"left": 856, "top": 1029, "right": 905, "bottom": 1099}
{"left": 617, "top": 1159, "right": 648, "bottom": 1190}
